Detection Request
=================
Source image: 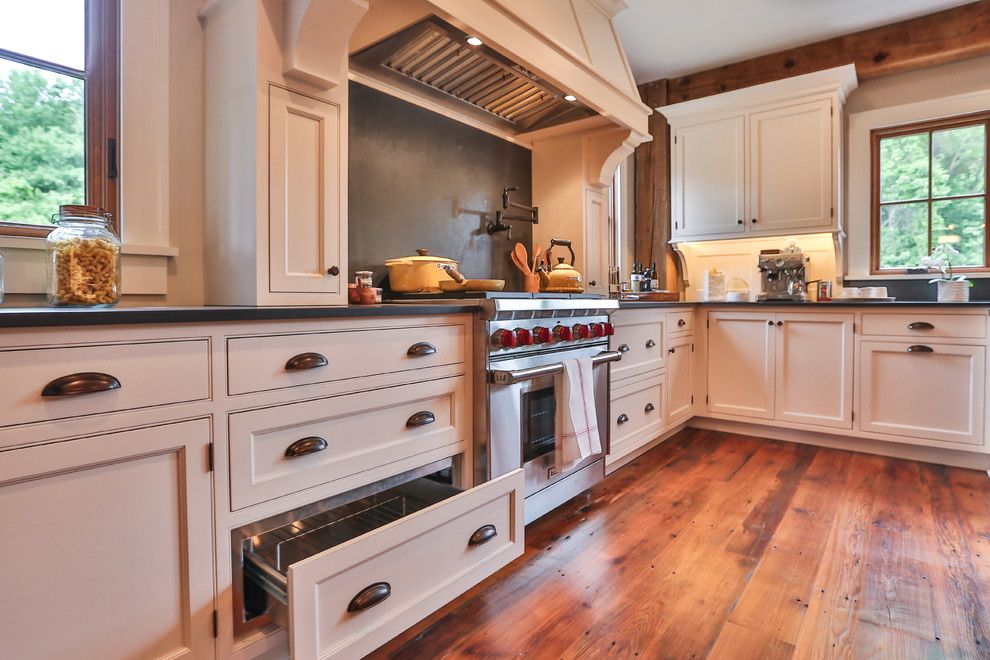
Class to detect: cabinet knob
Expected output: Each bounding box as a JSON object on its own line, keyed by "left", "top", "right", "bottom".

{"left": 767, "top": 320, "right": 774, "bottom": 326}
{"left": 284, "top": 352, "right": 328, "bottom": 371}
{"left": 468, "top": 524, "right": 498, "bottom": 546}
{"left": 668, "top": 347, "right": 676, "bottom": 354}
{"left": 347, "top": 582, "right": 391, "bottom": 613}
{"left": 644, "top": 403, "right": 655, "bottom": 413}
{"left": 776, "top": 321, "right": 783, "bottom": 327}
{"left": 41, "top": 372, "right": 121, "bottom": 397}
{"left": 645, "top": 339, "right": 657, "bottom": 348}
{"left": 405, "top": 411, "right": 436, "bottom": 428}
{"left": 617, "top": 344, "right": 630, "bottom": 353}
{"left": 906, "top": 345, "right": 935, "bottom": 353}
{"left": 751, "top": 218, "right": 758, "bottom": 224}
{"left": 677, "top": 319, "right": 687, "bottom": 327}
{"left": 617, "top": 413, "right": 630, "bottom": 425}
{"left": 327, "top": 266, "right": 340, "bottom": 276}
{"left": 589, "top": 280, "right": 597, "bottom": 287}
{"left": 284, "top": 436, "right": 328, "bottom": 458}
{"left": 737, "top": 219, "right": 743, "bottom": 225}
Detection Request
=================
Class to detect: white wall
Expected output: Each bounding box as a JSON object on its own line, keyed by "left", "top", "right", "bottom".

{"left": 844, "top": 54, "right": 990, "bottom": 280}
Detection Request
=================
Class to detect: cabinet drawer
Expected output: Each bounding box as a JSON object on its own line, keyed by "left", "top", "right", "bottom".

{"left": 0, "top": 339, "right": 210, "bottom": 428}
{"left": 226, "top": 323, "right": 466, "bottom": 395}
{"left": 666, "top": 310, "right": 695, "bottom": 336}
{"left": 860, "top": 313, "right": 986, "bottom": 339}
{"left": 609, "top": 374, "right": 665, "bottom": 463}
{"left": 229, "top": 375, "right": 469, "bottom": 509}
{"left": 250, "top": 469, "right": 524, "bottom": 660}
{"left": 858, "top": 341, "right": 985, "bottom": 447}
{"left": 611, "top": 319, "right": 664, "bottom": 382}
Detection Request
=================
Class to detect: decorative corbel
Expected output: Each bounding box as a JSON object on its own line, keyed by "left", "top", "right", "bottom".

{"left": 283, "top": 0, "right": 369, "bottom": 89}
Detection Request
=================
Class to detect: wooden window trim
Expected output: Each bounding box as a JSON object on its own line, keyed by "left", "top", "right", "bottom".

{"left": 0, "top": 0, "right": 119, "bottom": 239}
{"left": 870, "top": 109, "right": 990, "bottom": 275}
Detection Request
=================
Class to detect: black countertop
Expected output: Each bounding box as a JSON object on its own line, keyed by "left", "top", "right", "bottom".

{"left": 0, "top": 303, "right": 483, "bottom": 328}
{"left": 619, "top": 300, "right": 990, "bottom": 309}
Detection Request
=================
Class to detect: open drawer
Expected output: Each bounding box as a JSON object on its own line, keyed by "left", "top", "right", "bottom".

{"left": 241, "top": 467, "right": 524, "bottom": 659}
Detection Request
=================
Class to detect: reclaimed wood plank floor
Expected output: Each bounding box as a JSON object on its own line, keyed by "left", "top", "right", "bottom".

{"left": 370, "top": 430, "right": 990, "bottom": 659}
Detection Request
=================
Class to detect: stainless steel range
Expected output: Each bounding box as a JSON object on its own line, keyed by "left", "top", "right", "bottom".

{"left": 474, "top": 297, "right": 620, "bottom": 523}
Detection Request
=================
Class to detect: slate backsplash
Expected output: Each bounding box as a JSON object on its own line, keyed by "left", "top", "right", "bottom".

{"left": 348, "top": 82, "right": 533, "bottom": 291}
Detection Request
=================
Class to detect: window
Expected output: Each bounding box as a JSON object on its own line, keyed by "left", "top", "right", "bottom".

{"left": 0, "top": 0, "right": 118, "bottom": 237}
{"left": 871, "top": 111, "right": 989, "bottom": 273}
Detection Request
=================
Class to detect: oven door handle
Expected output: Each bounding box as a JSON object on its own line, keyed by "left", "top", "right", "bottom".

{"left": 488, "top": 350, "right": 622, "bottom": 385}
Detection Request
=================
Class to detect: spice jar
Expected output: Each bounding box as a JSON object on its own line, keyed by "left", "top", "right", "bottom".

{"left": 46, "top": 205, "right": 121, "bottom": 307}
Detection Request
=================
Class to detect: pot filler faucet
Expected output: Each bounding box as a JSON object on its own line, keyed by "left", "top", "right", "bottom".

{"left": 487, "top": 186, "right": 539, "bottom": 239}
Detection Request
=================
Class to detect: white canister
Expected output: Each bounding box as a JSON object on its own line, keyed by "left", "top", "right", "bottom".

{"left": 704, "top": 269, "right": 726, "bottom": 301}
{"left": 937, "top": 280, "right": 970, "bottom": 302}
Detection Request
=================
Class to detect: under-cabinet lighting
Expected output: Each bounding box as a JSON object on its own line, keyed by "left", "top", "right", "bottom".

{"left": 466, "top": 36, "right": 483, "bottom": 46}
{"left": 564, "top": 94, "right": 577, "bottom": 102}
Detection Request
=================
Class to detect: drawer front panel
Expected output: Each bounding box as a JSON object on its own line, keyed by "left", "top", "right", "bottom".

{"left": 609, "top": 375, "right": 665, "bottom": 461}
{"left": 226, "top": 323, "right": 466, "bottom": 395}
{"left": 0, "top": 339, "right": 210, "bottom": 428}
{"left": 858, "top": 341, "right": 985, "bottom": 446}
{"left": 611, "top": 320, "right": 664, "bottom": 382}
{"left": 860, "top": 313, "right": 986, "bottom": 339}
{"left": 666, "top": 310, "right": 695, "bottom": 336}
{"left": 288, "top": 469, "right": 525, "bottom": 660}
{"left": 229, "top": 376, "right": 469, "bottom": 509}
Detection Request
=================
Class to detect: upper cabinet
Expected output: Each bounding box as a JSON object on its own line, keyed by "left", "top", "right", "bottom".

{"left": 662, "top": 65, "right": 858, "bottom": 244}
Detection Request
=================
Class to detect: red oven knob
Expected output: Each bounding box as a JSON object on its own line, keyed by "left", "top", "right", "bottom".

{"left": 491, "top": 328, "right": 517, "bottom": 349}
{"left": 553, "top": 324, "right": 572, "bottom": 342}
{"left": 514, "top": 327, "right": 533, "bottom": 346}
{"left": 602, "top": 322, "right": 615, "bottom": 336}
{"left": 572, "top": 323, "right": 590, "bottom": 339}
{"left": 589, "top": 322, "right": 604, "bottom": 338}
{"left": 532, "top": 326, "right": 552, "bottom": 344}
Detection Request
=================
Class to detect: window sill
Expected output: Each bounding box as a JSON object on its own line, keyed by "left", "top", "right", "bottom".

{"left": 0, "top": 236, "right": 176, "bottom": 295}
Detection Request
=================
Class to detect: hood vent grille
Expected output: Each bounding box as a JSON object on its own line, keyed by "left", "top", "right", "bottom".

{"left": 351, "top": 18, "right": 595, "bottom": 135}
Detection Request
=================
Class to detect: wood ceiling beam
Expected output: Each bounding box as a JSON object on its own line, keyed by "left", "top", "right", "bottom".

{"left": 666, "top": 0, "right": 990, "bottom": 103}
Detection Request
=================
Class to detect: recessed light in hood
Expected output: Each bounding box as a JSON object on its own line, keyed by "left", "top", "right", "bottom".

{"left": 350, "top": 17, "right": 596, "bottom": 136}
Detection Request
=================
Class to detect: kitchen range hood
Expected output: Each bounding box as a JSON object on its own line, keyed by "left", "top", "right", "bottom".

{"left": 350, "top": 16, "right": 597, "bottom": 135}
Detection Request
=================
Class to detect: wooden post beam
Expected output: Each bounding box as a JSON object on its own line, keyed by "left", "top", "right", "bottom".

{"left": 667, "top": 0, "right": 990, "bottom": 103}
{"left": 634, "top": 79, "right": 673, "bottom": 286}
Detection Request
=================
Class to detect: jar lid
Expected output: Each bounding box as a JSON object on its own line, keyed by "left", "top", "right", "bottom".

{"left": 58, "top": 205, "right": 111, "bottom": 219}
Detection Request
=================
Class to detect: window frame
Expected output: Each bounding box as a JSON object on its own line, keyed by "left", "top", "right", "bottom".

{"left": 870, "top": 109, "right": 990, "bottom": 275}
{"left": 0, "top": 0, "right": 119, "bottom": 238}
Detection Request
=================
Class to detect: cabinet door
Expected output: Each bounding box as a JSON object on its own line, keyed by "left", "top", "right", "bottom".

{"left": 859, "top": 342, "right": 986, "bottom": 446}
{"left": 269, "top": 85, "right": 345, "bottom": 298}
{"left": 671, "top": 116, "right": 746, "bottom": 239}
{"left": 774, "top": 313, "right": 853, "bottom": 428}
{"left": 707, "top": 312, "right": 774, "bottom": 419}
{"left": 0, "top": 419, "right": 215, "bottom": 659}
{"left": 748, "top": 99, "right": 833, "bottom": 233}
{"left": 666, "top": 334, "right": 694, "bottom": 426}
{"left": 583, "top": 186, "right": 609, "bottom": 296}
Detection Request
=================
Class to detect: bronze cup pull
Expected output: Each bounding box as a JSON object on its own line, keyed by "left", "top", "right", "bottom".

{"left": 617, "top": 344, "right": 630, "bottom": 353}
{"left": 668, "top": 347, "right": 676, "bottom": 354}
{"left": 468, "top": 524, "right": 498, "bottom": 546}
{"left": 406, "top": 411, "right": 436, "bottom": 428}
{"left": 617, "top": 413, "right": 629, "bottom": 425}
{"left": 907, "top": 345, "right": 935, "bottom": 353}
{"left": 407, "top": 342, "right": 437, "bottom": 357}
{"left": 284, "top": 436, "right": 328, "bottom": 458}
{"left": 284, "top": 352, "right": 328, "bottom": 371}
{"left": 42, "top": 372, "right": 121, "bottom": 397}
{"left": 907, "top": 321, "right": 935, "bottom": 331}
{"left": 678, "top": 318, "right": 687, "bottom": 327}
{"left": 645, "top": 339, "right": 656, "bottom": 348}
{"left": 347, "top": 582, "right": 391, "bottom": 613}
{"left": 644, "top": 403, "right": 656, "bottom": 413}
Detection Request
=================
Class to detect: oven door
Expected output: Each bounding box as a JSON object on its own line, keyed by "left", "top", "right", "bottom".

{"left": 488, "top": 345, "right": 620, "bottom": 497}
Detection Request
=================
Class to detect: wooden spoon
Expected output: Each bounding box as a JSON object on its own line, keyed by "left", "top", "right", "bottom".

{"left": 531, "top": 244, "right": 543, "bottom": 274}
{"left": 511, "top": 242, "right": 531, "bottom": 275}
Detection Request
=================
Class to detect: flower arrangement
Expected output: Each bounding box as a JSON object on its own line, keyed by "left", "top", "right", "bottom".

{"left": 919, "top": 244, "right": 974, "bottom": 287}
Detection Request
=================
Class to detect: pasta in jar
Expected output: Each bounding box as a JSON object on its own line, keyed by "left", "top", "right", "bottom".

{"left": 46, "top": 206, "right": 121, "bottom": 307}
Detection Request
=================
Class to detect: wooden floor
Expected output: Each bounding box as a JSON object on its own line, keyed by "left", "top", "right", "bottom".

{"left": 371, "top": 430, "right": 990, "bottom": 659}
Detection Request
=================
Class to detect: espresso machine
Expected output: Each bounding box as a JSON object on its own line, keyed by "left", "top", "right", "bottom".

{"left": 757, "top": 249, "right": 809, "bottom": 301}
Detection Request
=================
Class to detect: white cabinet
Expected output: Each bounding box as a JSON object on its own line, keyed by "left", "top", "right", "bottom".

{"left": 268, "top": 85, "right": 345, "bottom": 297}
{"left": 749, "top": 99, "right": 833, "bottom": 234}
{"left": 707, "top": 311, "right": 853, "bottom": 427}
{"left": 583, "top": 186, "right": 609, "bottom": 296}
{"left": 859, "top": 341, "right": 986, "bottom": 447}
{"left": 666, "top": 334, "right": 694, "bottom": 425}
{"left": 774, "top": 313, "right": 853, "bottom": 429}
{"left": 707, "top": 312, "right": 775, "bottom": 420}
{"left": 0, "top": 420, "right": 215, "bottom": 660}
{"left": 662, "top": 65, "right": 857, "bottom": 242}
{"left": 671, "top": 116, "right": 746, "bottom": 238}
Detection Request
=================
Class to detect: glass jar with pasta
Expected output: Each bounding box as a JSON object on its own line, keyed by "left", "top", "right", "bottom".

{"left": 46, "top": 205, "right": 121, "bottom": 307}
